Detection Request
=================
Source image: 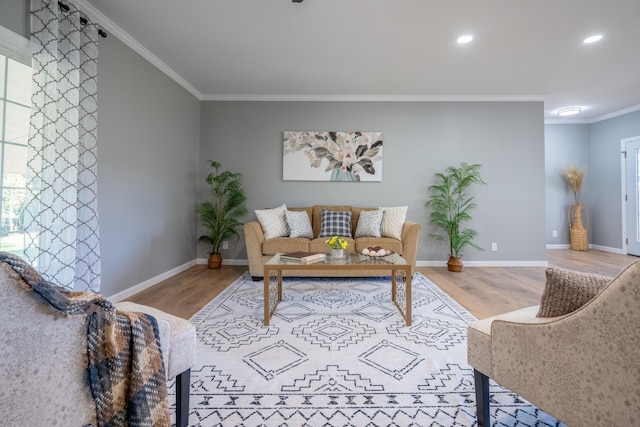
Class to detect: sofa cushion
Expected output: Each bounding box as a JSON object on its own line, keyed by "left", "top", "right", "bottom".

{"left": 355, "top": 237, "right": 403, "bottom": 254}
{"left": 319, "top": 210, "right": 353, "bottom": 238}
{"left": 285, "top": 209, "right": 313, "bottom": 239}
{"left": 536, "top": 267, "right": 611, "bottom": 317}
{"left": 310, "top": 237, "right": 355, "bottom": 254}
{"left": 115, "top": 302, "right": 195, "bottom": 379}
{"left": 255, "top": 204, "right": 288, "bottom": 239}
{"left": 355, "top": 209, "right": 384, "bottom": 238}
{"left": 379, "top": 206, "right": 408, "bottom": 240}
{"left": 263, "top": 237, "right": 310, "bottom": 255}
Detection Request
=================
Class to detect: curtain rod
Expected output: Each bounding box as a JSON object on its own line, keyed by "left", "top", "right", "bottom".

{"left": 58, "top": 1, "right": 107, "bottom": 38}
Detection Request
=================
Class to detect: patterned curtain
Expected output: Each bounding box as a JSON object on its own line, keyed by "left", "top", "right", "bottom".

{"left": 25, "top": 0, "right": 101, "bottom": 292}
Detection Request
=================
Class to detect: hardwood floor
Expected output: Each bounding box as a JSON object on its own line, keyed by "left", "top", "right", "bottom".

{"left": 124, "top": 264, "right": 247, "bottom": 319}
{"left": 125, "top": 249, "right": 638, "bottom": 320}
{"left": 422, "top": 249, "right": 637, "bottom": 319}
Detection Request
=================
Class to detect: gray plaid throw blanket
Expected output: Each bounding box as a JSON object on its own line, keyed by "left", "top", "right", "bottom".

{"left": 1, "top": 252, "right": 170, "bottom": 426}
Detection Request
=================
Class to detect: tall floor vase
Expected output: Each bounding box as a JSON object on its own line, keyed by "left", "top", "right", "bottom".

{"left": 569, "top": 204, "right": 588, "bottom": 251}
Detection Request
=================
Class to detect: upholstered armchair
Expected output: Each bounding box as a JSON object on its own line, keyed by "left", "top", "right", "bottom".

{"left": 467, "top": 260, "right": 640, "bottom": 426}
{"left": 0, "top": 257, "right": 196, "bottom": 427}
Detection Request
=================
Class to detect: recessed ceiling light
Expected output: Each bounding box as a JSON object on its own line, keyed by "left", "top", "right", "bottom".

{"left": 457, "top": 35, "right": 473, "bottom": 44}
{"left": 558, "top": 107, "right": 582, "bottom": 116}
{"left": 583, "top": 34, "right": 603, "bottom": 44}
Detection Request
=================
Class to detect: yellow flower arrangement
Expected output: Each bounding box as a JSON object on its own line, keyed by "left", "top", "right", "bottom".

{"left": 326, "top": 235, "right": 348, "bottom": 250}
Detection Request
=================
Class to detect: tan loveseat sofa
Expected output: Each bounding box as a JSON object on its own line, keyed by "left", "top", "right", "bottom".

{"left": 244, "top": 205, "right": 421, "bottom": 280}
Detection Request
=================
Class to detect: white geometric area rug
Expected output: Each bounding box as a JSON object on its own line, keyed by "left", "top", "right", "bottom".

{"left": 172, "top": 272, "right": 563, "bottom": 427}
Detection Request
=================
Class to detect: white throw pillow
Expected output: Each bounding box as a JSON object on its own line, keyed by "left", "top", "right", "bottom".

{"left": 379, "top": 206, "right": 407, "bottom": 240}
{"left": 255, "top": 204, "right": 288, "bottom": 239}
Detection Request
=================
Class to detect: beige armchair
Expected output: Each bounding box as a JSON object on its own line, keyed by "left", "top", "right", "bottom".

{"left": 467, "top": 260, "right": 640, "bottom": 426}
{"left": 0, "top": 257, "right": 196, "bottom": 427}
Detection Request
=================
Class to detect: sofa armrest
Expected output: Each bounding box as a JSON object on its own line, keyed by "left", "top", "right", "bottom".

{"left": 489, "top": 283, "right": 640, "bottom": 427}
{"left": 244, "top": 221, "right": 266, "bottom": 278}
{"left": 488, "top": 312, "right": 595, "bottom": 425}
{"left": 400, "top": 221, "right": 421, "bottom": 274}
{"left": 0, "top": 263, "right": 96, "bottom": 426}
{"left": 467, "top": 305, "right": 544, "bottom": 377}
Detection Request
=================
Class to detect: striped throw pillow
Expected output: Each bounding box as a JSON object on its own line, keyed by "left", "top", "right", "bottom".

{"left": 379, "top": 206, "right": 407, "bottom": 240}
{"left": 255, "top": 204, "right": 288, "bottom": 239}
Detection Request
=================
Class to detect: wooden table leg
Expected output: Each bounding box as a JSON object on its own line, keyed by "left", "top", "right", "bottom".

{"left": 263, "top": 267, "right": 284, "bottom": 326}
{"left": 405, "top": 268, "right": 412, "bottom": 326}
{"left": 263, "top": 267, "right": 270, "bottom": 326}
{"left": 391, "top": 270, "right": 397, "bottom": 303}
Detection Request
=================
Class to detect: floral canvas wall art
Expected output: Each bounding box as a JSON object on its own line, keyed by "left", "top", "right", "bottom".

{"left": 283, "top": 131, "right": 383, "bottom": 181}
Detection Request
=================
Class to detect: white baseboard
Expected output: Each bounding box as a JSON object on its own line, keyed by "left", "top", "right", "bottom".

{"left": 415, "top": 260, "right": 548, "bottom": 267}
{"left": 114, "top": 246, "right": 628, "bottom": 303}
{"left": 547, "top": 243, "right": 626, "bottom": 255}
{"left": 589, "top": 244, "right": 626, "bottom": 254}
{"left": 107, "top": 259, "right": 197, "bottom": 302}
{"left": 546, "top": 244, "right": 570, "bottom": 250}
{"left": 215, "top": 259, "right": 550, "bottom": 268}
{"left": 196, "top": 257, "right": 249, "bottom": 266}
{"left": 211, "top": 258, "right": 550, "bottom": 268}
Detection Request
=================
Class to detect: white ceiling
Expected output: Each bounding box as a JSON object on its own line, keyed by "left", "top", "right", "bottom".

{"left": 80, "top": 0, "right": 640, "bottom": 122}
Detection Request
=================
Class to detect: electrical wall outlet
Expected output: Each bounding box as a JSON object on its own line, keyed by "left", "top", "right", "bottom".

{"left": 552, "top": 230, "right": 558, "bottom": 237}
{"left": 491, "top": 242, "right": 498, "bottom": 252}
{"left": 222, "top": 241, "right": 229, "bottom": 250}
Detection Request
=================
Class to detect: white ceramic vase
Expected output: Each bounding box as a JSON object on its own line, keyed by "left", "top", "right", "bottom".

{"left": 331, "top": 248, "right": 344, "bottom": 259}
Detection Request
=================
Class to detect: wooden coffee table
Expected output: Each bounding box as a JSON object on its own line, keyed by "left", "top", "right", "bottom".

{"left": 263, "top": 252, "right": 412, "bottom": 326}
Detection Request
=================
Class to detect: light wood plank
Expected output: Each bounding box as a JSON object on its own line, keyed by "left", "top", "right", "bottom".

{"left": 124, "top": 265, "right": 245, "bottom": 318}
{"left": 125, "top": 250, "right": 638, "bottom": 320}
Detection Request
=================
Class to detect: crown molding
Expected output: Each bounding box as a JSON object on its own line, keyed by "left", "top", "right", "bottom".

{"left": 589, "top": 103, "right": 640, "bottom": 123}
{"left": 73, "top": 0, "right": 202, "bottom": 100}
{"left": 200, "top": 94, "right": 546, "bottom": 102}
{"left": 545, "top": 103, "right": 640, "bottom": 125}
{"left": 544, "top": 118, "right": 590, "bottom": 125}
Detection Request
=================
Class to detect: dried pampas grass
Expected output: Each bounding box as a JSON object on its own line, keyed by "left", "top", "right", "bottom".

{"left": 564, "top": 166, "right": 585, "bottom": 205}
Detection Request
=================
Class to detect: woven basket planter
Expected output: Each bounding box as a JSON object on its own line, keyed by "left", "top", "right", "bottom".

{"left": 208, "top": 253, "right": 222, "bottom": 269}
{"left": 447, "top": 256, "right": 464, "bottom": 272}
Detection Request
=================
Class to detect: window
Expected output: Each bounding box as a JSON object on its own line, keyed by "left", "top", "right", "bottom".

{"left": 0, "top": 53, "right": 31, "bottom": 256}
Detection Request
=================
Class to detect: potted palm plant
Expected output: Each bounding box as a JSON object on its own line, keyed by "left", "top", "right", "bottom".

{"left": 425, "top": 162, "right": 486, "bottom": 272}
{"left": 198, "top": 160, "right": 248, "bottom": 268}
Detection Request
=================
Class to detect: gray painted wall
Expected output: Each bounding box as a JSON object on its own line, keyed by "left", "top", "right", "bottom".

{"left": 97, "top": 35, "right": 200, "bottom": 296}
{"left": 0, "top": 1, "right": 29, "bottom": 37}
{"left": 544, "top": 124, "right": 590, "bottom": 245}
{"left": 589, "top": 110, "right": 640, "bottom": 250}
{"left": 199, "top": 101, "right": 547, "bottom": 264}
{"left": 543, "top": 110, "right": 640, "bottom": 252}
{"left": 0, "top": 4, "right": 201, "bottom": 297}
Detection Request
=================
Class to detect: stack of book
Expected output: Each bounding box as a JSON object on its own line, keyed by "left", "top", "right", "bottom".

{"left": 279, "top": 252, "right": 326, "bottom": 263}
